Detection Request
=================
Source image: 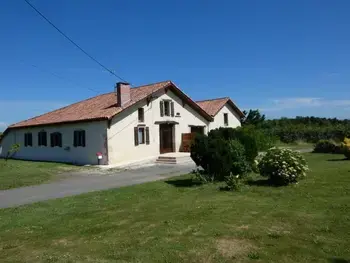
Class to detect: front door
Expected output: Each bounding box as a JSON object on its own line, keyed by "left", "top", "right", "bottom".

{"left": 159, "top": 124, "right": 174, "bottom": 153}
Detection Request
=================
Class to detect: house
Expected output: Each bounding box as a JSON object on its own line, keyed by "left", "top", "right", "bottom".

{"left": 0, "top": 81, "right": 244, "bottom": 165}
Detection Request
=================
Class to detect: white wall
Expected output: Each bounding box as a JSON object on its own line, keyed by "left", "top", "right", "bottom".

{"left": 209, "top": 104, "right": 241, "bottom": 131}
{"left": 0, "top": 121, "right": 108, "bottom": 165}
{"left": 107, "top": 89, "right": 209, "bottom": 164}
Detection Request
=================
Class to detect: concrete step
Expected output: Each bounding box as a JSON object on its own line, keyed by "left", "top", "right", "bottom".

{"left": 156, "top": 156, "right": 177, "bottom": 164}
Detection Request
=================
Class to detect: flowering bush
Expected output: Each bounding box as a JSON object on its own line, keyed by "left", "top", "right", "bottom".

{"left": 257, "top": 148, "right": 308, "bottom": 185}
{"left": 341, "top": 137, "right": 350, "bottom": 159}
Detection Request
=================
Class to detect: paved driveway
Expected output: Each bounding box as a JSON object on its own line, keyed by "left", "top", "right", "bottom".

{"left": 0, "top": 164, "right": 196, "bottom": 209}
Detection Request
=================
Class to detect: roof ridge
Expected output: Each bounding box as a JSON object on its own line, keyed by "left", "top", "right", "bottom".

{"left": 196, "top": 97, "right": 229, "bottom": 103}
{"left": 131, "top": 80, "right": 171, "bottom": 90}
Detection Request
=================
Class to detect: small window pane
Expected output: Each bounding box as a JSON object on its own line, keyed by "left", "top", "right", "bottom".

{"left": 138, "top": 127, "right": 145, "bottom": 144}
{"left": 164, "top": 101, "right": 170, "bottom": 116}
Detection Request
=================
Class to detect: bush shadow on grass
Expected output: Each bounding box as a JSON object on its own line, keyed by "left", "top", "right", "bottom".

{"left": 327, "top": 158, "right": 349, "bottom": 162}
{"left": 328, "top": 258, "right": 350, "bottom": 263}
{"left": 165, "top": 178, "right": 202, "bottom": 188}
{"left": 245, "top": 178, "right": 284, "bottom": 187}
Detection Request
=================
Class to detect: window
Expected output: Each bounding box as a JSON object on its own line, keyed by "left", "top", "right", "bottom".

{"left": 24, "top": 133, "right": 33, "bottom": 147}
{"left": 73, "top": 130, "right": 86, "bottom": 147}
{"left": 160, "top": 100, "right": 175, "bottom": 117}
{"left": 38, "top": 131, "right": 47, "bottom": 146}
{"left": 134, "top": 126, "right": 150, "bottom": 146}
{"left": 224, "top": 113, "right": 229, "bottom": 126}
{"left": 138, "top": 127, "right": 145, "bottom": 144}
{"left": 138, "top": 108, "right": 144, "bottom": 122}
{"left": 50, "top": 132, "right": 62, "bottom": 147}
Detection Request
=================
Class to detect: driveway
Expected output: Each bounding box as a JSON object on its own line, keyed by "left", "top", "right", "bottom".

{"left": 0, "top": 164, "right": 196, "bottom": 209}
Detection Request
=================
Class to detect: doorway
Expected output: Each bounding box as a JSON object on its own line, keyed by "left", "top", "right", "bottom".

{"left": 159, "top": 124, "right": 174, "bottom": 153}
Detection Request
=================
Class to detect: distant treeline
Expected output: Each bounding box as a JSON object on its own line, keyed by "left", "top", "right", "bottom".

{"left": 242, "top": 111, "right": 350, "bottom": 143}
{"left": 261, "top": 117, "right": 350, "bottom": 143}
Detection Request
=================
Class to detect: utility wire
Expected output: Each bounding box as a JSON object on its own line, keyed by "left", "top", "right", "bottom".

{"left": 24, "top": 0, "right": 129, "bottom": 83}
{"left": 20, "top": 61, "right": 100, "bottom": 94}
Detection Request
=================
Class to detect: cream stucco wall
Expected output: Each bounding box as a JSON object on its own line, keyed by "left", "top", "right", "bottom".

{"left": 0, "top": 121, "right": 108, "bottom": 165}
{"left": 107, "top": 89, "right": 209, "bottom": 164}
{"left": 209, "top": 104, "right": 241, "bottom": 131}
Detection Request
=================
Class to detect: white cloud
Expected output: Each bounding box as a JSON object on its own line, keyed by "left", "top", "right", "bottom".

{"left": 261, "top": 98, "right": 350, "bottom": 112}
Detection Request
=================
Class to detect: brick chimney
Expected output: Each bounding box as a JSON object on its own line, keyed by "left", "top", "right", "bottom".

{"left": 115, "top": 82, "right": 131, "bottom": 107}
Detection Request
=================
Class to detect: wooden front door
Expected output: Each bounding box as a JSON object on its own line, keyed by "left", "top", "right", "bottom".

{"left": 160, "top": 124, "right": 174, "bottom": 153}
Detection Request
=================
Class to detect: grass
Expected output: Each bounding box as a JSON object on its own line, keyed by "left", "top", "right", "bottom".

{"left": 0, "top": 159, "right": 82, "bottom": 190}
{"left": 275, "top": 141, "right": 314, "bottom": 151}
{"left": 0, "top": 153, "right": 350, "bottom": 262}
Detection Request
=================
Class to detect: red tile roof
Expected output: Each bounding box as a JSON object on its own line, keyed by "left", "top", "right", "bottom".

{"left": 8, "top": 81, "right": 213, "bottom": 129}
{"left": 196, "top": 97, "right": 244, "bottom": 117}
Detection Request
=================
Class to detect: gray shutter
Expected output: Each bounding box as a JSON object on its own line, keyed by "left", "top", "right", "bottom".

{"left": 38, "top": 133, "right": 41, "bottom": 146}
{"left": 24, "top": 134, "right": 27, "bottom": 147}
{"left": 146, "top": 127, "right": 150, "bottom": 145}
{"left": 43, "top": 132, "right": 47, "bottom": 146}
{"left": 134, "top": 127, "right": 139, "bottom": 146}
{"left": 160, "top": 101, "right": 164, "bottom": 117}
{"left": 171, "top": 101, "right": 175, "bottom": 117}
{"left": 82, "top": 130, "right": 86, "bottom": 147}
{"left": 73, "top": 131, "right": 77, "bottom": 147}
{"left": 29, "top": 134, "right": 32, "bottom": 146}
{"left": 50, "top": 133, "right": 54, "bottom": 147}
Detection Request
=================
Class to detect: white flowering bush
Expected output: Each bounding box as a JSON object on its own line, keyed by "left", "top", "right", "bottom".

{"left": 257, "top": 148, "right": 308, "bottom": 185}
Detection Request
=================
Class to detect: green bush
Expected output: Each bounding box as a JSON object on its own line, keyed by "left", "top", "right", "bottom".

{"left": 257, "top": 148, "right": 308, "bottom": 185}
{"left": 313, "top": 140, "right": 337, "bottom": 153}
{"left": 208, "top": 126, "right": 269, "bottom": 163}
{"left": 190, "top": 136, "right": 250, "bottom": 181}
{"left": 228, "top": 139, "right": 251, "bottom": 176}
{"left": 224, "top": 174, "right": 242, "bottom": 191}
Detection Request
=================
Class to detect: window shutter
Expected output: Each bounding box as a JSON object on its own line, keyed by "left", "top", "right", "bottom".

{"left": 171, "top": 101, "right": 175, "bottom": 117}
{"left": 134, "top": 127, "right": 139, "bottom": 146}
{"left": 73, "top": 131, "right": 77, "bottom": 147}
{"left": 146, "top": 127, "right": 150, "bottom": 145}
{"left": 160, "top": 101, "right": 164, "bottom": 117}
{"left": 43, "top": 132, "right": 47, "bottom": 146}
{"left": 24, "top": 134, "right": 27, "bottom": 147}
{"left": 29, "top": 134, "right": 32, "bottom": 146}
{"left": 38, "top": 133, "right": 41, "bottom": 146}
{"left": 50, "top": 133, "right": 54, "bottom": 147}
{"left": 59, "top": 133, "right": 62, "bottom": 147}
{"left": 82, "top": 130, "right": 86, "bottom": 147}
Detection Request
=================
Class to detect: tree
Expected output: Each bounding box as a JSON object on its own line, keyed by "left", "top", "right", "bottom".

{"left": 241, "top": 109, "right": 266, "bottom": 126}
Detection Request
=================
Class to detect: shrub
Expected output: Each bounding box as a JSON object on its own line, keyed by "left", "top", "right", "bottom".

{"left": 190, "top": 136, "right": 250, "bottom": 181}
{"left": 224, "top": 174, "right": 242, "bottom": 191}
{"left": 341, "top": 137, "right": 350, "bottom": 159}
{"left": 208, "top": 127, "right": 265, "bottom": 163}
{"left": 5, "top": 143, "right": 20, "bottom": 161}
{"left": 313, "top": 140, "right": 337, "bottom": 153}
{"left": 228, "top": 139, "right": 251, "bottom": 176}
{"left": 257, "top": 148, "right": 308, "bottom": 185}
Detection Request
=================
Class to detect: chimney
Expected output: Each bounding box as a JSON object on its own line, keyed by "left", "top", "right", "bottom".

{"left": 115, "top": 82, "right": 131, "bottom": 107}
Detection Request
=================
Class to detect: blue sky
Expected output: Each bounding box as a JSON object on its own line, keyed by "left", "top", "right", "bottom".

{"left": 1, "top": 0, "right": 350, "bottom": 131}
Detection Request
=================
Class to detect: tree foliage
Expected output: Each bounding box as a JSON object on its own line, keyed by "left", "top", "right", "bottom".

{"left": 241, "top": 109, "right": 266, "bottom": 126}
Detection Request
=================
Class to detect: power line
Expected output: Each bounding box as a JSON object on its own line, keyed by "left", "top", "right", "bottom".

{"left": 20, "top": 60, "right": 100, "bottom": 94}
{"left": 24, "top": 0, "right": 129, "bottom": 83}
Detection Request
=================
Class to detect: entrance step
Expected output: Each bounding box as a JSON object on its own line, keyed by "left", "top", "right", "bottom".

{"left": 156, "top": 156, "right": 177, "bottom": 164}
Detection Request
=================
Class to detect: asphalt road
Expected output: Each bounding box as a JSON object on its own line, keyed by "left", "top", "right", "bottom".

{"left": 0, "top": 164, "right": 196, "bottom": 209}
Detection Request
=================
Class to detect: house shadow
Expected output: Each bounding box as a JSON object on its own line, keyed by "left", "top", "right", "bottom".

{"left": 165, "top": 178, "right": 202, "bottom": 188}
{"left": 328, "top": 258, "right": 350, "bottom": 263}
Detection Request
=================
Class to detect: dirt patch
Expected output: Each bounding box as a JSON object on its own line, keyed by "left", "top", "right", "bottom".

{"left": 237, "top": 225, "right": 250, "bottom": 230}
{"left": 216, "top": 238, "right": 255, "bottom": 258}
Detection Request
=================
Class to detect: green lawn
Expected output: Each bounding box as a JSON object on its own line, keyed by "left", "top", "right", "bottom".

{"left": 0, "top": 159, "right": 82, "bottom": 190}
{"left": 275, "top": 141, "right": 314, "bottom": 151}
{"left": 0, "top": 154, "right": 350, "bottom": 262}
